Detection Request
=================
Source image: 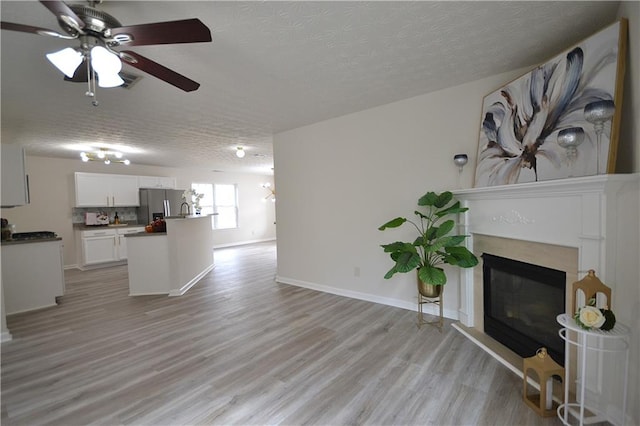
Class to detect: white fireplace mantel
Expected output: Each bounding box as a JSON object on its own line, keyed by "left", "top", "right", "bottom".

{"left": 452, "top": 173, "right": 639, "bottom": 426}
{"left": 453, "top": 173, "right": 639, "bottom": 328}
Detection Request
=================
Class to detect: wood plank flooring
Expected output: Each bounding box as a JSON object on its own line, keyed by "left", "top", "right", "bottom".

{"left": 1, "top": 242, "right": 562, "bottom": 425}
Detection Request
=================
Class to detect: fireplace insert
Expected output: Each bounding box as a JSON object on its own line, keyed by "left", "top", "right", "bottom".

{"left": 483, "top": 253, "right": 565, "bottom": 365}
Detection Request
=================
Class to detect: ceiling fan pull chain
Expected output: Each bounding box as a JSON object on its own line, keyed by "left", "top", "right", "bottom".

{"left": 84, "top": 56, "right": 99, "bottom": 107}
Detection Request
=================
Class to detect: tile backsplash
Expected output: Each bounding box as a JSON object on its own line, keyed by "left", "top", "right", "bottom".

{"left": 72, "top": 207, "right": 139, "bottom": 224}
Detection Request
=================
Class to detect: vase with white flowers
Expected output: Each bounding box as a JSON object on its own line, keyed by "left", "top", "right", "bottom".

{"left": 182, "top": 189, "right": 204, "bottom": 214}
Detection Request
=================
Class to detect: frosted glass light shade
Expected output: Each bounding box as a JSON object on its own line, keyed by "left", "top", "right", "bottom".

{"left": 91, "top": 46, "right": 124, "bottom": 88}
{"left": 46, "top": 47, "right": 83, "bottom": 78}
{"left": 97, "top": 73, "right": 125, "bottom": 88}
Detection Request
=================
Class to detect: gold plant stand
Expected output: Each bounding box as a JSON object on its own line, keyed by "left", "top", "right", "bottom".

{"left": 417, "top": 290, "right": 443, "bottom": 331}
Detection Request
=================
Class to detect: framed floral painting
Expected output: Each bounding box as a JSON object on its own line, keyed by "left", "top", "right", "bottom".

{"left": 473, "top": 19, "right": 628, "bottom": 188}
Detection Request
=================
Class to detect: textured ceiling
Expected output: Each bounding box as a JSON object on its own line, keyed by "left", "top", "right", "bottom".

{"left": 0, "top": 1, "right": 620, "bottom": 174}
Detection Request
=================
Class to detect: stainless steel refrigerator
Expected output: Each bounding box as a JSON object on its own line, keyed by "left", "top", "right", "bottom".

{"left": 138, "top": 188, "right": 186, "bottom": 224}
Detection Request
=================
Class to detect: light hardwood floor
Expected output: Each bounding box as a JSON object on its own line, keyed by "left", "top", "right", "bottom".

{"left": 1, "top": 242, "right": 562, "bottom": 425}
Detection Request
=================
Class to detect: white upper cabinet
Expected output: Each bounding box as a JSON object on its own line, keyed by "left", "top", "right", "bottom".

{"left": 109, "top": 175, "right": 140, "bottom": 206}
{"left": 138, "top": 176, "right": 177, "bottom": 189}
{"left": 1, "top": 144, "right": 30, "bottom": 207}
{"left": 75, "top": 173, "right": 139, "bottom": 207}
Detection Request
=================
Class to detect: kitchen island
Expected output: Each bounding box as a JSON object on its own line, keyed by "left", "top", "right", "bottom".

{"left": 126, "top": 215, "right": 214, "bottom": 296}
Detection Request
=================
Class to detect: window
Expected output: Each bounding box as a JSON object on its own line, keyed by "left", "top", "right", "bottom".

{"left": 213, "top": 184, "right": 238, "bottom": 229}
{"left": 191, "top": 183, "right": 238, "bottom": 229}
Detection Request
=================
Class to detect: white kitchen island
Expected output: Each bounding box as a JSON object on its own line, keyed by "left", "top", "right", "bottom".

{"left": 126, "top": 215, "right": 214, "bottom": 296}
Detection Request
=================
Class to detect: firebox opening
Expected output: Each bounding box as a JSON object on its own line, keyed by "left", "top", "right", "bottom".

{"left": 482, "top": 253, "right": 566, "bottom": 366}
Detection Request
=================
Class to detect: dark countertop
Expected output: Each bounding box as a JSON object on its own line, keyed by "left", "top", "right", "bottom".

{"left": 1, "top": 237, "right": 63, "bottom": 245}
{"left": 164, "top": 214, "right": 215, "bottom": 219}
{"left": 73, "top": 223, "right": 146, "bottom": 230}
{"left": 125, "top": 232, "right": 167, "bottom": 237}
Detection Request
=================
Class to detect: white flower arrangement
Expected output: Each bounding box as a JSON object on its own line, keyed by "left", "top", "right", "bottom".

{"left": 182, "top": 189, "right": 204, "bottom": 211}
{"left": 574, "top": 298, "right": 616, "bottom": 331}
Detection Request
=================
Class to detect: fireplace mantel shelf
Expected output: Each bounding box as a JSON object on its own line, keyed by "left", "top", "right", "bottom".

{"left": 453, "top": 173, "right": 639, "bottom": 200}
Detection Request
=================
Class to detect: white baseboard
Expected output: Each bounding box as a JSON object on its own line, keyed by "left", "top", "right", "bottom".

{"left": 76, "top": 260, "right": 127, "bottom": 271}
{"left": 5, "top": 302, "right": 58, "bottom": 316}
{"left": 275, "top": 275, "right": 459, "bottom": 320}
{"left": 169, "top": 264, "right": 215, "bottom": 296}
{"left": 213, "top": 238, "right": 276, "bottom": 249}
{"left": 64, "top": 264, "right": 78, "bottom": 270}
{"left": 1, "top": 331, "right": 13, "bottom": 343}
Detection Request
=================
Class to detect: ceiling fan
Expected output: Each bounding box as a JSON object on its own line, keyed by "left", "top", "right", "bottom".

{"left": 1, "top": 0, "right": 212, "bottom": 104}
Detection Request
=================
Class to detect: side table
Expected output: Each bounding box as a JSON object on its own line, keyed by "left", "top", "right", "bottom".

{"left": 556, "top": 313, "right": 630, "bottom": 426}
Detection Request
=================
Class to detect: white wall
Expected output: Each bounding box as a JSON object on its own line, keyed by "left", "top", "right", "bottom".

{"left": 274, "top": 68, "right": 527, "bottom": 316}
{"left": 274, "top": 10, "right": 640, "bottom": 319}
{"left": 0, "top": 156, "right": 276, "bottom": 267}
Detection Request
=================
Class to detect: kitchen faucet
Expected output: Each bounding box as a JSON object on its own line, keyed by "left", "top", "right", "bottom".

{"left": 180, "top": 202, "right": 191, "bottom": 216}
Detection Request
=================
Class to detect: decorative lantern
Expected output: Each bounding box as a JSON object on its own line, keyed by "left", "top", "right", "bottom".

{"left": 523, "top": 347, "right": 565, "bottom": 417}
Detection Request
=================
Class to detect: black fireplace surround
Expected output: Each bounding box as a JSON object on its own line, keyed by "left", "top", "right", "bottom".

{"left": 483, "top": 254, "right": 566, "bottom": 365}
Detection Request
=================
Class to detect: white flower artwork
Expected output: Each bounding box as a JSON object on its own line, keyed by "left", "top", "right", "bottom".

{"left": 474, "top": 20, "right": 627, "bottom": 187}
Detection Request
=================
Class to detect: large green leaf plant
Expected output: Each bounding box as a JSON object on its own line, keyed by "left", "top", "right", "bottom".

{"left": 379, "top": 191, "right": 478, "bottom": 286}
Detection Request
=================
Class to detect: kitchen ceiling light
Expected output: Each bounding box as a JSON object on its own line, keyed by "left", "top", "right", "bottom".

{"left": 236, "top": 147, "right": 246, "bottom": 158}
{"left": 80, "top": 148, "right": 130, "bottom": 165}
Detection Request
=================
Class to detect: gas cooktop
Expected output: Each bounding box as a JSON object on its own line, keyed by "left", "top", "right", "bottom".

{"left": 11, "top": 231, "right": 57, "bottom": 240}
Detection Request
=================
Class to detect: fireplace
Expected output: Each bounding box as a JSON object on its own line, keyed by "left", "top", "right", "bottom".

{"left": 451, "top": 175, "right": 639, "bottom": 425}
{"left": 482, "top": 253, "right": 565, "bottom": 365}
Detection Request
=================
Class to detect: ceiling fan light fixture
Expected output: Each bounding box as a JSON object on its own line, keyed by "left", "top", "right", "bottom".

{"left": 46, "top": 47, "right": 82, "bottom": 78}
{"left": 91, "top": 46, "right": 124, "bottom": 88}
{"left": 98, "top": 73, "right": 125, "bottom": 88}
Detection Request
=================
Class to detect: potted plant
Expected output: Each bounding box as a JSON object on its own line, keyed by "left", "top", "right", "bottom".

{"left": 378, "top": 191, "right": 478, "bottom": 297}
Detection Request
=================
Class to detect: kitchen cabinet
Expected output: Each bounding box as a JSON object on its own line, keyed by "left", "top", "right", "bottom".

{"left": 78, "top": 227, "right": 145, "bottom": 268}
{"left": 1, "top": 144, "right": 29, "bottom": 207}
{"left": 138, "top": 176, "right": 177, "bottom": 189}
{"left": 75, "top": 172, "right": 139, "bottom": 207}
{"left": 81, "top": 229, "right": 118, "bottom": 264}
{"left": 2, "top": 239, "right": 64, "bottom": 314}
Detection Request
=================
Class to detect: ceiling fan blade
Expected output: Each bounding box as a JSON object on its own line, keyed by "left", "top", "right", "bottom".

{"left": 63, "top": 58, "right": 89, "bottom": 83}
{"left": 110, "top": 18, "right": 212, "bottom": 46}
{"left": 120, "top": 50, "right": 200, "bottom": 92}
{"left": 39, "top": 0, "right": 85, "bottom": 32}
{"left": 0, "top": 21, "right": 67, "bottom": 38}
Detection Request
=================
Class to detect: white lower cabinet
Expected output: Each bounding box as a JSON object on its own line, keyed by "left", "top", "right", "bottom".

{"left": 81, "top": 229, "right": 117, "bottom": 265}
{"left": 2, "top": 240, "right": 64, "bottom": 314}
{"left": 79, "top": 227, "right": 145, "bottom": 268}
